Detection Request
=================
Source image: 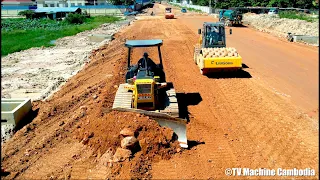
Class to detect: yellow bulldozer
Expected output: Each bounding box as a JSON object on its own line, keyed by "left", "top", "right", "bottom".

{"left": 194, "top": 22, "right": 242, "bottom": 75}
{"left": 112, "top": 39, "right": 188, "bottom": 148}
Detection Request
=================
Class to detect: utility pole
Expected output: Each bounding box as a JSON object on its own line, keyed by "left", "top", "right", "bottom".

{"left": 209, "top": 0, "right": 211, "bottom": 14}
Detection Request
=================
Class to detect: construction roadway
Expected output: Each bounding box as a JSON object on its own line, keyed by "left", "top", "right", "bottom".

{"left": 1, "top": 3, "right": 318, "bottom": 179}
{"left": 130, "top": 3, "right": 319, "bottom": 178}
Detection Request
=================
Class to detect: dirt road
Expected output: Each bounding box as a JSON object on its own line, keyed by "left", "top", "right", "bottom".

{"left": 179, "top": 16, "right": 319, "bottom": 118}
{"left": 130, "top": 4, "right": 319, "bottom": 178}
{"left": 1, "top": 3, "right": 318, "bottom": 179}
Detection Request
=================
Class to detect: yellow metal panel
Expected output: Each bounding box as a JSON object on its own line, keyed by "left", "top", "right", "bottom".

{"left": 135, "top": 79, "right": 154, "bottom": 84}
{"left": 134, "top": 79, "right": 155, "bottom": 109}
{"left": 203, "top": 56, "right": 242, "bottom": 68}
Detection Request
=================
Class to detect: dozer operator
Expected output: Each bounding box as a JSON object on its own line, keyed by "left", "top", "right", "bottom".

{"left": 127, "top": 52, "right": 165, "bottom": 83}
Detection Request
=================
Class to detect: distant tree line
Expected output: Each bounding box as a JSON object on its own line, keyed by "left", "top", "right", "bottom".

{"left": 177, "top": 0, "right": 318, "bottom": 9}
{"left": 109, "top": 0, "right": 135, "bottom": 5}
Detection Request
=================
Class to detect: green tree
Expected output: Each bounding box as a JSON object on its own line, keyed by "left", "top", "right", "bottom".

{"left": 193, "top": 0, "right": 318, "bottom": 9}
{"left": 250, "top": 0, "right": 270, "bottom": 6}
{"left": 18, "top": 10, "right": 35, "bottom": 19}
{"left": 108, "top": 0, "right": 124, "bottom": 5}
{"left": 64, "top": 13, "right": 87, "bottom": 24}
{"left": 193, "top": 0, "right": 209, "bottom": 6}
{"left": 296, "top": 0, "right": 314, "bottom": 8}
{"left": 268, "top": 0, "right": 290, "bottom": 7}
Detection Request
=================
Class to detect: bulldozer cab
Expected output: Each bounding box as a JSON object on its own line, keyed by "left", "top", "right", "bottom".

{"left": 125, "top": 39, "right": 165, "bottom": 83}
{"left": 198, "top": 22, "right": 226, "bottom": 48}
{"left": 124, "top": 39, "right": 166, "bottom": 110}
{"left": 125, "top": 39, "right": 163, "bottom": 69}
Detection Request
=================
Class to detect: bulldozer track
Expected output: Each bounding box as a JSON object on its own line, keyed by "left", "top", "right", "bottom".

{"left": 112, "top": 84, "right": 133, "bottom": 109}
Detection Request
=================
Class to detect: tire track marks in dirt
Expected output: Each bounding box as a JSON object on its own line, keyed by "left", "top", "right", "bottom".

{"left": 125, "top": 10, "right": 319, "bottom": 178}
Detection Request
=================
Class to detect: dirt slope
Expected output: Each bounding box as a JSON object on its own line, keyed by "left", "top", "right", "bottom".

{"left": 1, "top": 3, "right": 318, "bottom": 179}
{"left": 1, "top": 35, "right": 180, "bottom": 179}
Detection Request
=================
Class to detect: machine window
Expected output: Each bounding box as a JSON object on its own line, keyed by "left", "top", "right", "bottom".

{"left": 137, "top": 84, "right": 152, "bottom": 94}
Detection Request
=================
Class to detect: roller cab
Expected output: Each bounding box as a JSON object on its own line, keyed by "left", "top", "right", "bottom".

{"left": 194, "top": 22, "right": 243, "bottom": 75}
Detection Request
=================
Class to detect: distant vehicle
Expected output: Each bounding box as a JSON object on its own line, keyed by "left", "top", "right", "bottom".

{"left": 299, "top": 9, "right": 310, "bottom": 14}
{"left": 165, "top": 7, "right": 174, "bottom": 19}
{"left": 134, "top": 0, "right": 153, "bottom": 11}
{"left": 181, "top": 8, "right": 187, "bottom": 13}
{"left": 124, "top": 11, "right": 138, "bottom": 16}
{"left": 124, "top": 6, "right": 138, "bottom": 16}
{"left": 268, "top": 8, "right": 279, "bottom": 14}
{"left": 219, "top": 9, "right": 243, "bottom": 27}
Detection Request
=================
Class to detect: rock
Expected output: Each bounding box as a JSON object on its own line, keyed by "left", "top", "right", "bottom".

{"left": 113, "top": 148, "right": 131, "bottom": 162}
{"left": 24, "top": 149, "right": 31, "bottom": 156}
{"left": 81, "top": 137, "right": 89, "bottom": 145}
{"left": 208, "top": 159, "right": 212, "bottom": 162}
{"left": 93, "top": 94, "right": 98, "bottom": 99}
{"left": 88, "top": 132, "right": 94, "bottom": 138}
{"left": 79, "top": 111, "right": 86, "bottom": 118}
{"left": 121, "top": 136, "right": 137, "bottom": 149}
{"left": 99, "top": 151, "right": 113, "bottom": 166}
{"left": 59, "top": 121, "right": 65, "bottom": 126}
{"left": 113, "top": 85, "right": 118, "bottom": 89}
{"left": 176, "top": 148, "right": 181, "bottom": 153}
{"left": 120, "top": 128, "right": 135, "bottom": 137}
{"left": 80, "top": 106, "right": 87, "bottom": 111}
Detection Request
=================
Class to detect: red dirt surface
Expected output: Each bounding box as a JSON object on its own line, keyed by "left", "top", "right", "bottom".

{"left": 1, "top": 3, "right": 318, "bottom": 179}
{"left": 74, "top": 111, "right": 180, "bottom": 179}
{"left": 1, "top": 33, "right": 179, "bottom": 179}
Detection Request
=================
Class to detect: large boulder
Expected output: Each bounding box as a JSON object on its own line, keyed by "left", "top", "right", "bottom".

{"left": 121, "top": 136, "right": 138, "bottom": 149}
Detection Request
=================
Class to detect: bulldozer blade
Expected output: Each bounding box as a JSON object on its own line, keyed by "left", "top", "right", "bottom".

{"left": 113, "top": 107, "right": 188, "bottom": 148}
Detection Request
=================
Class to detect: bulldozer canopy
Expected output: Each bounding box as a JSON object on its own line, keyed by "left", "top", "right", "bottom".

{"left": 125, "top": 39, "right": 163, "bottom": 48}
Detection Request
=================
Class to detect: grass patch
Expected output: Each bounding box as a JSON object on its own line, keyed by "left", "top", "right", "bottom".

{"left": 168, "top": 3, "right": 203, "bottom": 13}
{"left": 186, "top": 7, "right": 202, "bottom": 13}
{"left": 278, "top": 11, "right": 317, "bottom": 22}
{"left": 169, "top": 2, "right": 182, "bottom": 8}
{"left": 1, "top": 16, "right": 121, "bottom": 56}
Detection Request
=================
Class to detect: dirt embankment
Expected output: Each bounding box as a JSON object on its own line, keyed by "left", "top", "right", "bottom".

{"left": 1, "top": 31, "right": 181, "bottom": 179}
{"left": 243, "top": 13, "right": 319, "bottom": 38}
